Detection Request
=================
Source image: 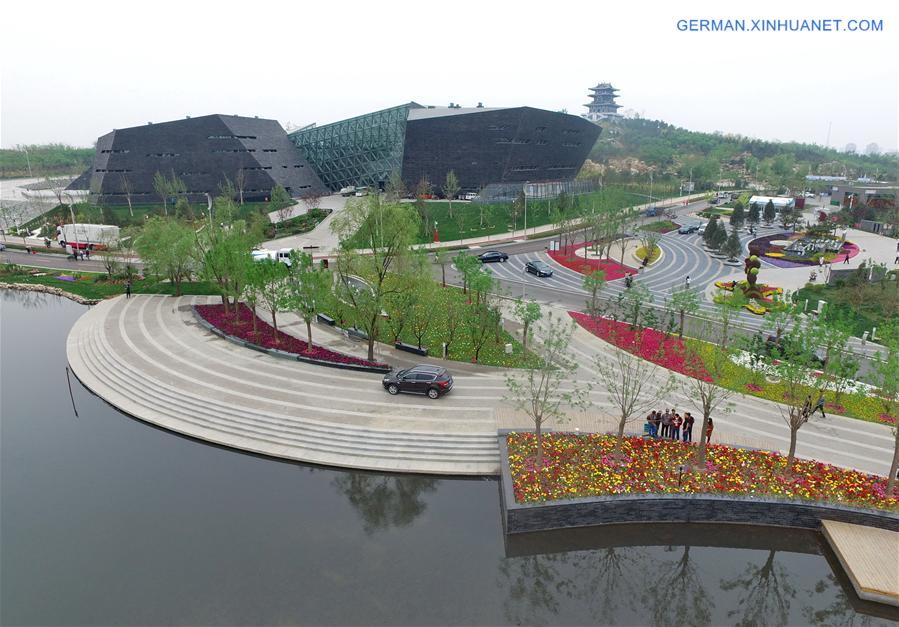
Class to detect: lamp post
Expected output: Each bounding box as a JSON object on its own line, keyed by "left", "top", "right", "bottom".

{"left": 523, "top": 182, "right": 529, "bottom": 238}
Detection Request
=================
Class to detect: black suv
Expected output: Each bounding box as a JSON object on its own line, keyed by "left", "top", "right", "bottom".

{"left": 382, "top": 365, "right": 454, "bottom": 399}
{"left": 477, "top": 250, "right": 508, "bottom": 263}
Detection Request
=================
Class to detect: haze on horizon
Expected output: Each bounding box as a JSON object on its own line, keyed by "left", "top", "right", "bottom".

{"left": 2, "top": 0, "right": 897, "bottom": 153}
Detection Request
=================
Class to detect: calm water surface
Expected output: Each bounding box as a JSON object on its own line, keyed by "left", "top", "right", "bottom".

{"left": 2, "top": 291, "right": 896, "bottom": 626}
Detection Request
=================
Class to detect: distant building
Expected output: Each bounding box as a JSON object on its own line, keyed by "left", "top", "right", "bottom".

{"left": 582, "top": 82, "right": 622, "bottom": 122}
{"left": 830, "top": 183, "right": 897, "bottom": 208}
{"left": 69, "top": 114, "right": 327, "bottom": 204}
{"left": 289, "top": 103, "right": 600, "bottom": 195}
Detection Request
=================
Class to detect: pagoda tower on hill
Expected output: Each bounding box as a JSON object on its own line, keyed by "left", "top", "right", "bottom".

{"left": 583, "top": 82, "right": 622, "bottom": 122}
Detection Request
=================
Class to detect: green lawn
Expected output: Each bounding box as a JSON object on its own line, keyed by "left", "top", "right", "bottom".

{"left": 795, "top": 282, "right": 898, "bottom": 338}
{"left": 346, "top": 186, "right": 679, "bottom": 248}
{"left": 1, "top": 265, "right": 218, "bottom": 300}
{"left": 638, "top": 220, "right": 679, "bottom": 233}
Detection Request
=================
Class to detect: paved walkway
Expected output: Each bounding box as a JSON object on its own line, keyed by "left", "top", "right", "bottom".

{"left": 66, "top": 295, "right": 894, "bottom": 476}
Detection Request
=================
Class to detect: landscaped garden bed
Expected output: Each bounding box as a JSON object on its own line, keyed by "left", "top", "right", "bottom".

{"left": 194, "top": 303, "right": 389, "bottom": 370}
{"left": 506, "top": 432, "right": 897, "bottom": 511}
{"left": 638, "top": 220, "right": 679, "bottom": 233}
{"left": 569, "top": 311, "right": 895, "bottom": 425}
{"left": 748, "top": 233, "right": 859, "bottom": 268}
{"left": 548, "top": 244, "right": 636, "bottom": 280}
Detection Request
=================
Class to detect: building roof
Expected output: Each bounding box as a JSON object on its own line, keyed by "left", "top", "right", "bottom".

{"left": 406, "top": 106, "right": 506, "bottom": 120}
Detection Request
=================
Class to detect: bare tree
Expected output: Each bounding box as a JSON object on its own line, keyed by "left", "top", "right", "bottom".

{"left": 442, "top": 170, "right": 460, "bottom": 219}
{"left": 120, "top": 174, "right": 135, "bottom": 217}
{"left": 235, "top": 169, "right": 246, "bottom": 205}
{"left": 153, "top": 171, "right": 170, "bottom": 216}
{"left": 504, "top": 311, "right": 591, "bottom": 468}
{"left": 593, "top": 326, "right": 676, "bottom": 456}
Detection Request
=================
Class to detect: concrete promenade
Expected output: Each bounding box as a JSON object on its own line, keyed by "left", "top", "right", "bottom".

{"left": 66, "top": 294, "right": 894, "bottom": 477}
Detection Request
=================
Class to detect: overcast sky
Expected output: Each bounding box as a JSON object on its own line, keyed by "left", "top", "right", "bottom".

{"left": 2, "top": 0, "right": 897, "bottom": 152}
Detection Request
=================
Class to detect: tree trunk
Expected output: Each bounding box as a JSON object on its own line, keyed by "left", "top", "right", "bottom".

{"left": 306, "top": 320, "right": 313, "bottom": 353}
{"left": 271, "top": 310, "right": 278, "bottom": 342}
{"left": 441, "top": 264, "right": 446, "bottom": 288}
{"left": 786, "top": 426, "right": 798, "bottom": 471}
{"left": 252, "top": 309, "right": 258, "bottom": 338}
{"left": 535, "top": 421, "right": 543, "bottom": 469}
{"left": 696, "top": 415, "right": 710, "bottom": 467}
{"left": 679, "top": 310, "right": 686, "bottom": 338}
{"left": 522, "top": 321, "right": 529, "bottom": 353}
{"left": 887, "top": 431, "right": 899, "bottom": 496}
{"left": 615, "top": 415, "right": 627, "bottom": 456}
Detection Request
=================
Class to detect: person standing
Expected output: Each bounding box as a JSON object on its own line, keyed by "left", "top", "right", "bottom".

{"left": 125, "top": 280, "right": 132, "bottom": 299}
{"left": 705, "top": 417, "right": 714, "bottom": 443}
{"left": 671, "top": 412, "right": 682, "bottom": 440}
{"left": 661, "top": 409, "right": 671, "bottom": 438}
{"left": 683, "top": 412, "right": 695, "bottom": 443}
{"left": 685, "top": 275, "right": 690, "bottom": 288}
{"left": 814, "top": 391, "right": 826, "bottom": 418}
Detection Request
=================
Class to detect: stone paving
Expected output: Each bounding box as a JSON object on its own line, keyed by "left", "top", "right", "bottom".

{"left": 67, "top": 294, "right": 895, "bottom": 477}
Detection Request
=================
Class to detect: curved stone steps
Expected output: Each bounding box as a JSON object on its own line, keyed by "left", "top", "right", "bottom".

{"left": 67, "top": 296, "right": 502, "bottom": 474}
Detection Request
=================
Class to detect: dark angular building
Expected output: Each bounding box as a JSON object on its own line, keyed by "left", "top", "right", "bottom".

{"left": 70, "top": 114, "right": 327, "bottom": 204}
{"left": 289, "top": 104, "right": 600, "bottom": 195}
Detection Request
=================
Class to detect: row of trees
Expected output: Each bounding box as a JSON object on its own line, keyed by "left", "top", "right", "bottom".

{"left": 507, "top": 272, "right": 899, "bottom": 491}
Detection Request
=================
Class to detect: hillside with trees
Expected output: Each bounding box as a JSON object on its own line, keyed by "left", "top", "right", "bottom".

{"left": 581, "top": 117, "right": 898, "bottom": 192}
{"left": 1, "top": 144, "right": 95, "bottom": 178}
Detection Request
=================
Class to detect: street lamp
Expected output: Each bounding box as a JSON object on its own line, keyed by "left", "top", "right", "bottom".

{"left": 523, "top": 181, "right": 529, "bottom": 238}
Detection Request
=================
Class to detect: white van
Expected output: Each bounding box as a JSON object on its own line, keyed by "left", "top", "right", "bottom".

{"left": 251, "top": 248, "right": 293, "bottom": 267}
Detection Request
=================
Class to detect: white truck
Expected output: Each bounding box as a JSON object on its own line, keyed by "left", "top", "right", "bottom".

{"left": 57, "top": 224, "right": 120, "bottom": 250}
{"left": 251, "top": 248, "right": 294, "bottom": 267}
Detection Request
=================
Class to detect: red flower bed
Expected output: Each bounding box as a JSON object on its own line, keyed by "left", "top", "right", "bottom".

{"left": 879, "top": 414, "right": 897, "bottom": 425}
{"left": 570, "top": 312, "right": 710, "bottom": 381}
{"left": 547, "top": 243, "right": 636, "bottom": 280}
{"left": 745, "top": 383, "right": 764, "bottom": 392}
{"left": 195, "top": 303, "right": 388, "bottom": 369}
{"left": 507, "top": 432, "right": 897, "bottom": 510}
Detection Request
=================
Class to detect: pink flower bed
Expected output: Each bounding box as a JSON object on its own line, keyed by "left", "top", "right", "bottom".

{"left": 195, "top": 303, "right": 388, "bottom": 369}
{"left": 832, "top": 242, "right": 860, "bottom": 263}
{"left": 548, "top": 243, "right": 636, "bottom": 280}
{"left": 570, "top": 312, "right": 710, "bottom": 380}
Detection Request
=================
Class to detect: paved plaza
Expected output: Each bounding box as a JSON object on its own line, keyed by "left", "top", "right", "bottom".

{"left": 67, "top": 294, "right": 894, "bottom": 476}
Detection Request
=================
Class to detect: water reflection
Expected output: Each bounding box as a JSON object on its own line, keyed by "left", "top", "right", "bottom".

{"left": 331, "top": 473, "right": 438, "bottom": 535}
{"left": 721, "top": 549, "right": 795, "bottom": 626}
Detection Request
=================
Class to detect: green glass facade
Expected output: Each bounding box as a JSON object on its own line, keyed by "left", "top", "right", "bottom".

{"left": 289, "top": 103, "right": 413, "bottom": 191}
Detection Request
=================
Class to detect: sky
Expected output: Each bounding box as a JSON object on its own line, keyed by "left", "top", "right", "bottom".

{"left": 2, "top": 0, "right": 897, "bottom": 152}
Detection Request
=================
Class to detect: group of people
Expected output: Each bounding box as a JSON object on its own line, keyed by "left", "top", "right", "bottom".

{"left": 645, "top": 409, "right": 713, "bottom": 443}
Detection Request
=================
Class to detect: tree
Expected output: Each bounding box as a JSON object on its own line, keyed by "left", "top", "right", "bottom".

{"left": 120, "top": 174, "right": 135, "bottom": 217}
{"left": 255, "top": 258, "right": 290, "bottom": 341}
{"left": 731, "top": 203, "right": 745, "bottom": 229}
{"left": 153, "top": 171, "right": 170, "bottom": 216}
{"left": 408, "top": 279, "right": 436, "bottom": 350}
{"left": 242, "top": 259, "right": 263, "bottom": 337}
{"left": 722, "top": 226, "right": 742, "bottom": 260}
{"left": 513, "top": 299, "right": 542, "bottom": 354}
{"left": 866, "top": 323, "right": 899, "bottom": 494}
{"left": 466, "top": 298, "right": 495, "bottom": 363}
{"left": 384, "top": 171, "right": 407, "bottom": 202}
{"left": 747, "top": 202, "right": 760, "bottom": 226}
{"left": 592, "top": 327, "right": 676, "bottom": 456}
{"left": 235, "top": 168, "right": 246, "bottom": 205}
{"left": 133, "top": 217, "right": 195, "bottom": 296}
{"left": 331, "top": 195, "right": 419, "bottom": 361}
{"left": 762, "top": 312, "right": 821, "bottom": 470}
{"left": 668, "top": 286, "right": 699, "bottom": 338}
{"left": 384, "top": 276, "right": 417, "bottom": 343}
{"left": 195, "top": 195, "right": 263, "bottom": 312}
{"left": 453, "top": 251, "right": 480, "bottom": 295}
{"left": 637, "top": 229, "right": 661, "bottom": 264}
{"left": 582, "top": 269, "right": 606, "bottom": 320}
{"left": 270, "top": 184, "right": 292, "bottom": 226}
{"left": 286, "top": 250, "right": 331, "bottom": 352}
{"left": 680, "top": 318, "right": 737, "bottom": 468}
{"left": 442, "top": 293, "right": 464, "bottom": 358}
{"left": 504, "top": 312, "right": 590, "bottom": 468}
{"left": 442, "top": 170, "right": 460, "bottom": 219}
{"left": 414, "top": 176, "right": 432, "bottom": 240}
{"left": 702, "top": 217, "right": 719, "bottom": 247}
{"left": 511, "top": 191, "right": 525, "bottom": 234}
{"left": 711, "top": 222, "right": 728, "bottom": 252}
{"left": 763, "top": 199, "right": 776, "bottom": 224}
{"left": 433, "top": 248, "right": 448, "bottom": 288}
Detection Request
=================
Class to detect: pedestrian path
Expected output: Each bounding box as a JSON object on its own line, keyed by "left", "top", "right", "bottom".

{"left": 66, "top": 295, "right": 895, "bottom": 477}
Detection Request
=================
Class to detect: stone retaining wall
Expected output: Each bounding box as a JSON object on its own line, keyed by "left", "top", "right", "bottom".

{"left": 498, "top": 436, "right": 899, "bottom": 535}
{"left": 0, "top": 282, "right": 99, "bottom": 305}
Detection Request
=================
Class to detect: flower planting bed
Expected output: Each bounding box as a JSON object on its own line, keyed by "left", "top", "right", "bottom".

{"left": 748, "top": 234, "right": 858, "bottom": 268}
{"left": 638, "top": 220, "right": 680, "bottom": 233}
{"left": 548, "top": 244, "right": 636, "bottom": 280}
{"left": 194, "top": 303, "right": 390, "bottom": 372}
{"left": 506, "top": 432, "right": 898, "bottom": 511}
{"left": 572, "top": 311, "right": 894, "bottom": 425}
{"left": 570, "top": 312, "right": 710, "bottom": 380}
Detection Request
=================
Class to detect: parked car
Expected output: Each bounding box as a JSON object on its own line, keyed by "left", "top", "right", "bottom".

{"left": 644, "top": 207, "right": 658, "bottom": 217}
{"left": 382, "top": 365, "right": 454, "bottom": 399}
{"left": 524, "top": 260, "right": 554, "bottom": 277}
{"left": 477, "top": 250, "right": 508, "bottom": 263}
{"left": 697, "top": 223, "right": 708, "bottom": 235}
{"left": 678, "top": 224, "right": 700, "bottom": 234}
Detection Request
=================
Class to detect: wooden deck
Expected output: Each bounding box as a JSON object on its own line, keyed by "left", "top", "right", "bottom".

{"left": 821, "top": 519, "right": 899, "bottom": 607}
